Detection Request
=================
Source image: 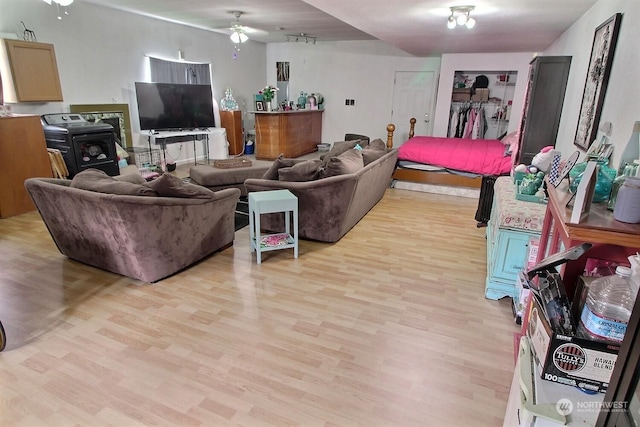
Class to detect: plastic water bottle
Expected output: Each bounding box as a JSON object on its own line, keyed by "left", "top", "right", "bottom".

{"left": 576, "top": 266, "right": 637, "bottom": 343}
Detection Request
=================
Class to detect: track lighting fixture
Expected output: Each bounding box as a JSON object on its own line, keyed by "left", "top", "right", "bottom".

{"left": 286, "top": 33, "right": 317, "bottom": 44}
{"left": 447, "top": 6, "right": 476, "bottom": 29}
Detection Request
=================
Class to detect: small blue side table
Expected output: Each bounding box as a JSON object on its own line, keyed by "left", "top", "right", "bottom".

{"left": 248, "top": 190, "right": 298, "bottom": 264}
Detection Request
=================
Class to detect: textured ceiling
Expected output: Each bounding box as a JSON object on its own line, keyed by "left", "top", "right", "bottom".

{"left": 82, "top": 0, "right": 599, "bottom": 56}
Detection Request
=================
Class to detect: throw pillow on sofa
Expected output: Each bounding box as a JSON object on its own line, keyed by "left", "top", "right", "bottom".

{"left": 262, "top": 154, "right": 299, "bottom": 180}
{"left": 145, "top": 173, "right": 216, "bottom": 198}
{"left": 320, "top": 139, "right": 361, "bottom": 165}
{"left": 278, "top": 159, "right": 323, "bottom": 182}
{"left": 362, "top": 138, "right": 388, "bottom": 166}
{"left": 70, "top": 168, "right": 158, "bottom": 196}
{"left": 321, "top": 148, "right": 364, "bottom": 178}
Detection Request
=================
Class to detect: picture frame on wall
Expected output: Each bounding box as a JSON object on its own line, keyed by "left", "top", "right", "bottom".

{"left": 255, "top": 101, "right": 265, "bottom": 111}
{"left": 573, "top": 13, "right": 622, "bottom": 151}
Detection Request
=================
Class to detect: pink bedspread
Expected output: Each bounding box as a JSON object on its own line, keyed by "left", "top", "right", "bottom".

{"left": 398, "top": 136, "right": 512, "bottom": 176}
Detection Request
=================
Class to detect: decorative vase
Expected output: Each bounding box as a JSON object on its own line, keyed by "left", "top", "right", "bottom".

{"left": 569, "top": 160, "right": 616, "bottom": 203}
{"left": 298, "top": 92, "right": 307, "bottom": 109}
{"left": 265, "top": 101, "right": 273, "bottom": 112}
{"left": 220, "top": 87, "right": 239, "bottom": 111}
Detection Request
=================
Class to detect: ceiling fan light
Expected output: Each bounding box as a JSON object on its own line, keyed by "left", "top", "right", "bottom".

{"left": 230, "top": 31, "right": 241, "bottom": 44}
{"left": 465, "top": 17, "right": 476, "bottom": 29}
{"left": 239, "top": 32, "right": 248, "bottom": 43}
{"left": 56, "top": 0, "right": 74, "bottom": 6}
{"left": 456, "top": 13, "right": 468, "bottom": 26}
{"left": 447, "top": 15, "right": 456, "bottom": 29}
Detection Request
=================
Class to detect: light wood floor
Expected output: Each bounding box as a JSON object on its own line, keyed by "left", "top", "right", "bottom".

{"left": 0, "top": 187, "right": 518, "bottom": 426}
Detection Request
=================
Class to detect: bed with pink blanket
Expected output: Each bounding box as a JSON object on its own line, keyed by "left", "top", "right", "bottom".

{"left": 390, "top": 119, "right": 513, "bottom": 188}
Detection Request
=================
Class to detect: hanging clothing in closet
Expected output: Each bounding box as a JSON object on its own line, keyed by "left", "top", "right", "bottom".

{"left": 448, "top": 103, "right": 488, "bottom": 139}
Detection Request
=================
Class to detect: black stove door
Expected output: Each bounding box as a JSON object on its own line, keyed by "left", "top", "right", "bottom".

{"left": 72, "top": 132, "right": 119, "bottom": 176}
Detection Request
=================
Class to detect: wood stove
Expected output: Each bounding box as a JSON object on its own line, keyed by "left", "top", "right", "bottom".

{"left": 41, "top": 113, "right": 119, "bottom": 177}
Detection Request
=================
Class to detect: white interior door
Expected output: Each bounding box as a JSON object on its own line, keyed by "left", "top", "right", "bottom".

{"left": 391, "top": 71, "right": 436, "bottom": 145}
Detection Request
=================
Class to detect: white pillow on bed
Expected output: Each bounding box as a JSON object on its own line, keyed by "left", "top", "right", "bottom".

{"left": 501, "top": 131, "right": 519, "bottom": 157}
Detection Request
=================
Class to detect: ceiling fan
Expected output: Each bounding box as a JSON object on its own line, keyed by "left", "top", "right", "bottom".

{"left": 226, "top": 11, "right": 268, "bottom": 44}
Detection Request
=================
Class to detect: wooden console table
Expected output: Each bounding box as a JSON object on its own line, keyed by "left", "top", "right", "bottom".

{"left": 253, "top": 110, "right": 324, "bottom": 160}
{"left": 535, "top": 178, "right": 640, "bottom": 298}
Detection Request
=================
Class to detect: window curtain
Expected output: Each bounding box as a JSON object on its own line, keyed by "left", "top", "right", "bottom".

{"left": 148, "top": 57, "right": 211, "bottom": 85}
{"left": 145, "top": 56, "right": 220, "bottom": 153}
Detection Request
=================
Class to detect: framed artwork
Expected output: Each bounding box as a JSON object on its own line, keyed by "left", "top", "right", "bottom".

{"left": 255, "top": 101, "right": 265, "bottom": 111}
{"left": 573, "top": 13, "right": 622, "bottom": 151}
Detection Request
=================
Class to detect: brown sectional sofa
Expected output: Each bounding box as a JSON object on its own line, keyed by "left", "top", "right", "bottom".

{"left": 244, "top": 141, "right": 398, "bottom": 242}
{"left": 25, "top": 170, "right": 240, "bottom": 283}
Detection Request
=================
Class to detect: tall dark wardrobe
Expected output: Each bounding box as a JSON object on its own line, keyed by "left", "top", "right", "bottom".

{"left": 516, "top": 56, "right": 572, "bottom": 165}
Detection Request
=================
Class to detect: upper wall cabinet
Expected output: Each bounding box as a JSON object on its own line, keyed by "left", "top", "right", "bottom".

{"left": 1, "top": 39, "right": 63, "bottom": 102}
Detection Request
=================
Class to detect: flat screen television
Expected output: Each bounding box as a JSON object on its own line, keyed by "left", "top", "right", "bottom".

{"left": 134, "top": 82, "right": 216, "bottom": 131}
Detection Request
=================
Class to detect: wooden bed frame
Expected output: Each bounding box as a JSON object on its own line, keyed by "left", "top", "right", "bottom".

{"left": 386, "top": 118, "right": 483, "bottom": 189}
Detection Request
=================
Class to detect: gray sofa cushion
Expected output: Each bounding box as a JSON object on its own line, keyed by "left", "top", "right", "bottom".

{"left": 145, "top": 173, "right": 216, "bottom": 198}
{"left": 70, "top": 168, "right": 158, "bottom": 196}
{"left": 262, "top": 154, "right": 299, "bottom": 180}
{"left": 278, "top": 159, "right": 323, "bottom": 182}
{"left": 362, "top": 138, "right": 388, "bottom": 165}
{"left": 321, "top": 148, "right": 364, "bottom": 178}
{"left": 320, "top": 140, "right": 361, "bottom": 164}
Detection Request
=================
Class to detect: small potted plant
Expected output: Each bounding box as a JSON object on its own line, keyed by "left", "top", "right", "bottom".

{"left": 259, "top": 85, "right": 278, "bottom": 111}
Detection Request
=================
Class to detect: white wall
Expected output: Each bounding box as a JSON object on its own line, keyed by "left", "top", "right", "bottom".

{"left": 266, "top": 41, "right": 441, "bottom": 144}
{"left": 433, "top": 52, "right": 535, "bottom": 137}
{"left": 0, "top": 0, "right": 266, "bottom": 161}
{"left": 544, "top": 0, "right": 639, "bottom": 171}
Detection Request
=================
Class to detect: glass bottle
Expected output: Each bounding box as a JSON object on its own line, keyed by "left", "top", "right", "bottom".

{"left": 297, "top": 92, "right": 307, "bottom": 109}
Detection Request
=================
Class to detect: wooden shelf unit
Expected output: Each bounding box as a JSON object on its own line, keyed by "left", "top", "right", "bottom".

{"left": 219, "top": 110, "right": 244, "bottom": 155}
{"left": 535, "top": 178, "right": 640, "bottom": 298}
{"left": 0, "top": 115, "right": 54, "bottom": 218}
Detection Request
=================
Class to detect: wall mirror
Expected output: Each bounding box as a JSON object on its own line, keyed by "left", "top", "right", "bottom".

{"left": 276, "top": 62, "right": 289, "bottom": 105}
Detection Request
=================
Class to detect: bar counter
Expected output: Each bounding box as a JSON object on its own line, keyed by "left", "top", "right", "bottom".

{"left": 252, "top": 109, "right": 324, "bottom": 160}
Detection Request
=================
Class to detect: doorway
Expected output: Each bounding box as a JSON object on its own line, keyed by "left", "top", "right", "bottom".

{"left": 391, "top": 71, "right": 436, "bottom": 144}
